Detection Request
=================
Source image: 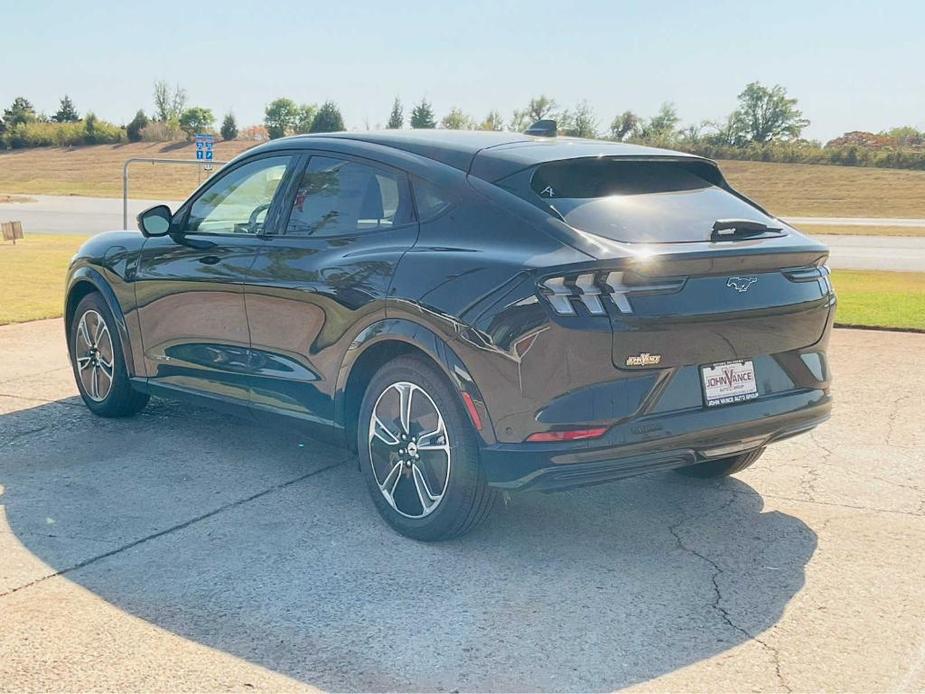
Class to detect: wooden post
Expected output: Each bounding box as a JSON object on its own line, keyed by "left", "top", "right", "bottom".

{"left": 11, "top": 220, "right": 23, "bottom": 244}
{"left": 1, "top": 222, "right": 11, "bottom": 243}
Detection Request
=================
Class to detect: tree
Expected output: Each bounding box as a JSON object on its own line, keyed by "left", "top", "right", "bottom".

{"left": 441, "top": 107, "right": 474, "bottom": 130}
{"left": 4, "top": 97, "right": 37, "bottom": 127}
{"left": 565, "top": 100, "right": 597, "bottom": 138}
{"left": 387, "top": 97, "right": 404, "bottom": 129}
{"left": 511, "top": 95, "right": 558, "bottom": 131}
{"left": 410, "top": 98, "right": 436, "bottom": 129}
{"left": 609, "top": 111, "right": 640, "bottom": 141}
{"left": 178, "top": 107, "right": 214, "bottom": 141}
{"left": 310, "top": 101, "right": 345, "bottom": 133}
{"left": 153, "top": 81, "right": 187, "bottom": 122}
{"left": 479, "top": 110, "right": 504, "bottom": 131}
{"left": 295, "top": 104, "right": 317, "bottom": 134}
{"left": 220, "top": 113, "right": 238, "bottom": 141}
{"left": 126, "top": 109, "right": 149, "bottom": 142}
{"left": 640, "top": 102, "right": 680, "bottom": 141}
{"left": 728, "top": 82, "right": 809, "bottom": 143}
{"left": 52, "top": 95, "right": 80, "bottom": 123}
{"left": 264, "top": 98, "right": 300, "bottom": 139}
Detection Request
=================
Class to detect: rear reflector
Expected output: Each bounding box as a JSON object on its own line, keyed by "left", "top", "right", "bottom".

{"left": 461, "top": 392, "right": 483, "bottom": 431}
{"left": 526, "top": 427, "right": 608, "bottom": 443}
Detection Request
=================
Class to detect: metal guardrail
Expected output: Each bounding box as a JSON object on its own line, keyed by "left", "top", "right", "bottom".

{"left": 122, "top": 157, "right": 228, "bottom": 229}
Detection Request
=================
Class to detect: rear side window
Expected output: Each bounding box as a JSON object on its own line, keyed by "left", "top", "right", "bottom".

{"left": 412, "top": 177, "right": 453, "bottom": 220}
{"left": 286, "top": 156, "right": 411, "bottom": 236}
{"left": 523, "top": 159, "right": 778, "bottom": 244}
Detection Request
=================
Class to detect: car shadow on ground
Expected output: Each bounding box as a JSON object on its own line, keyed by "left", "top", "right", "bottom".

{"left": 0, "top": 397, "right": 816, "bottom": 692}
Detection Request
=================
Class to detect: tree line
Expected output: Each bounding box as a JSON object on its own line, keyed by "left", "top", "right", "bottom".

{"left": 2, "top": 81, "right": 924, "bottom": 171}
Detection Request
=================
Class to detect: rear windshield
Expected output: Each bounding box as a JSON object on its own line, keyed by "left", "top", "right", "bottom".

{"left": 526, "top": 159, "right": 779, "bottom": 243}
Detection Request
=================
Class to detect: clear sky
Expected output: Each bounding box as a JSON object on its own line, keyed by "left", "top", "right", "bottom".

{"left": 2, "top": 0, "right": 922, "bottom": 141}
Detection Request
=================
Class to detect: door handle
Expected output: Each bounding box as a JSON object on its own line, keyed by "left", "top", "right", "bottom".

{"left": 198, "top": 255, "right": 221, "bottom": 265}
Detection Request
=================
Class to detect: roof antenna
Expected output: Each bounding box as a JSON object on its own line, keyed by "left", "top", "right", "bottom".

{"left": 524, "top": 119, "right": 557, "bottom": 137}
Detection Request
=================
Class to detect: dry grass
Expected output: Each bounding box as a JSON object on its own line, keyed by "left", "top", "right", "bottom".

{"left": 0, "top": 194, "right": 35, "bottom": 203}
{"left": 796, "top": 224, "right": 925, "bottom": 238}
{"left": 720, "top": 160, "right": 925, "bottom": 218}
{"left": 2, "top": 144, "right": 925, "bottom": 221}
{"left": 0, "top": 141, "right": 255, "bottom": 200}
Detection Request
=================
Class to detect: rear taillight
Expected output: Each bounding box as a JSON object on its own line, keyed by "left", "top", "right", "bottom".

{"left": 538, "top": 271, "right": 685, "bottom": 316}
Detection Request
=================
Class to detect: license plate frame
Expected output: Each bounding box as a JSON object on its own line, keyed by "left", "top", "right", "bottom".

{"left": 700, "top": 359, "right": 759, "bottom": 408}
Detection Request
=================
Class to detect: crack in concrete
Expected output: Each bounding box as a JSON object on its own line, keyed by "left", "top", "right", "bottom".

{"left": 667, "top": 494, "right": 792, "bottom": 692}
{"left": 0, "top": 458, "right": 348, "bottom": 600}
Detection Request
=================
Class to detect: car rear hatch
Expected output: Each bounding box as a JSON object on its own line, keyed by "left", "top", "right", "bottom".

{"left": 496, "top": 156, "right": 833, "bottom": 370}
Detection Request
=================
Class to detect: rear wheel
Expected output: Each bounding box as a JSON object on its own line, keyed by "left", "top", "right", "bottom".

{"left": 674, "top": 448, "right": 765, "bottom": 478}
{"left": 358, "top": 355, "right": 496, "bottom": 541}
{"left": 69, "top": 293, "right": 149, "bottom": 417}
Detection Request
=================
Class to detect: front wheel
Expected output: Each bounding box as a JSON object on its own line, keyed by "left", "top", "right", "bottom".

{"left": 358, "top": 355, "right": 496, "bottom": 541}
{"left": 69, "top": 293, "right": 149, "bottom": 417}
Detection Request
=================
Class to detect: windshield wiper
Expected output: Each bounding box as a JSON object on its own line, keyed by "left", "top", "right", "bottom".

{"left": 711, "top": 218, "right": 783, "bottom": 240}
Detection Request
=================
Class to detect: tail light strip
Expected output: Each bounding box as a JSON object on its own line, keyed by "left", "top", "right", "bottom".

{"left": 540, "top": 271, "right": 685, "bottom": 316}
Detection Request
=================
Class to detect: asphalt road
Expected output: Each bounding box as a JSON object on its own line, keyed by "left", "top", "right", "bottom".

{"left": 2, "top": 194, "right": 925, "bottom": 272}
{"left": 1, "top": 319, "right": 923, "bottom": 692}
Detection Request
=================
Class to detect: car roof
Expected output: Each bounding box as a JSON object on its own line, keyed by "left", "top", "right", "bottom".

{"left": 258, "top": 130, "right": 706, "bottom": 182}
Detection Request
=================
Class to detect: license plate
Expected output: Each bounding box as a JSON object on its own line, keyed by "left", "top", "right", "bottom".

{"left": 701, "top": 360, "right": 758, "bottom": 407}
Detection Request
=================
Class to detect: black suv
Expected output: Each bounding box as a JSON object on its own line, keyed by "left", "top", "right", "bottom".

{"left": 65, "top": 130, "right": 834, "bottom": 540}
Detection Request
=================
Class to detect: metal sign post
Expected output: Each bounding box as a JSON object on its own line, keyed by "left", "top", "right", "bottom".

{"left": 122, "top": 157, "right": 227, "bottom": 229}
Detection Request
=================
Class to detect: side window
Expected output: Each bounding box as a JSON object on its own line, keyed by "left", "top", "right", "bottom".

{"left": 185, "top": 156, "right": 291, "bottom": 235}
{"left": 412, "top": 177, "right": 453, "bottom": 220}
{"left": 286, "top": 156, "right": 411, "bottom": 236}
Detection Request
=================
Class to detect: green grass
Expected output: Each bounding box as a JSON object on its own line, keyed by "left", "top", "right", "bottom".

{"left": 0, "top": 234, "right": 89, "bottom": 325}
{"left": 831, "top": 270, "right": 925, "bottom": 331}
{"left": 1, "top": 235, "right": 922, "bottom": 332}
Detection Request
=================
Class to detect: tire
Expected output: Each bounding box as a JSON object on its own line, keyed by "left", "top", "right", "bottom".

{"left": 358, "top": 355, "right": 497, "bottom": 541}
{"left": 674, "top": 447, "right": 765, "bottom": 478}
{"left": 69, "top": 292, "right": 149, "bottom": 417}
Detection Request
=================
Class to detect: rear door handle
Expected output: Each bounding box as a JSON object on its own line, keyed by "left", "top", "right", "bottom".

{"left": 198, "top": 255, "right": 221, "bottom": 265}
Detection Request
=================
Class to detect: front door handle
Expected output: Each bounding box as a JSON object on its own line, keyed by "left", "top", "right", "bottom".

{"left": 198, "top": 255, "right": 221, "bottom": 265}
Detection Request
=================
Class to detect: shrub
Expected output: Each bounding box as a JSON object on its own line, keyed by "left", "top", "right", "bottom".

{"left": 0, "top": 118, "right": 123, "bottom": 148}
{"left": 140, "top": 118, "right": 182, "bottom": 142}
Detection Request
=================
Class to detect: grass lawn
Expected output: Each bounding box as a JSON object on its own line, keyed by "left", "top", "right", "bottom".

{"left": 2, "top": 234, "right": 922, "bottom": 332}
{"left": 831, "top": 270, "right": 925, "bottom": 331}
{"left": 0, "top": 234, "right": 89, "bottom": 325}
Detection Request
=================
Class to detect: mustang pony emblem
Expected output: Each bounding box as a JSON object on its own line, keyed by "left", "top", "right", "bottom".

{"left": 726, "top": 276, "right": 758, "bottom": 293}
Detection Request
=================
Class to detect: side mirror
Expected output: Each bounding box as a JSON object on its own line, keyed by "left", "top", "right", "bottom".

{"left": 137, "top": 205, "right": 173, "bottom": 237}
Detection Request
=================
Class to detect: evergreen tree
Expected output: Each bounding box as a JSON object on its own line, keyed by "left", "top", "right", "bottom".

{"left": 3, "top": 97, "right": 37, "bottom": 127}
{"left": 220, "top": 113, "right": 238, "bottom": 140}
{"left": 387, "top": 97, "right": 403, "bottom": 129}
{"left": 52, "top": 95, "right": 80, "bottom": 123}
{"left": 410, "top": 98, "right": 436, "bottom": 129}
{"left": 126, "top": 110, "right": 149, "bottom": 142}
{"left": 310, "top": 101, "right": 345, "bottom": 133}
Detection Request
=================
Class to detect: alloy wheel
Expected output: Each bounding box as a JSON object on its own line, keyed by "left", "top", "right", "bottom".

{"left": 367, "top": 381, "right": 451, "bottom": 518}
{"left": 74, "top": 309, "right": 114, "bottom": 402}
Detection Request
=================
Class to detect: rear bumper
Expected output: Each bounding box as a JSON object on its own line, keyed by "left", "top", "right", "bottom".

{"left": 480, "top": 388, "right": 831, "bottom": 491}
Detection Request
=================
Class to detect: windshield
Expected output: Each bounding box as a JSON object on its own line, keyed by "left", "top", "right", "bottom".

{"left": 528, "top": 159, "right": 780, "bottom": 243}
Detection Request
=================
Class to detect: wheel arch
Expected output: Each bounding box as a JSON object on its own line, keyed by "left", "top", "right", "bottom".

{"left": 336, "top": 319, "right": 496, "bottom": 451}
{"left": 65, "top": 268, "right": 136, "bottom": 377}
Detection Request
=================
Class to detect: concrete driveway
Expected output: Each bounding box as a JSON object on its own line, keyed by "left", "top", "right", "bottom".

{"left": 1, "top": 319, "right": 923, "bottom": 692}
